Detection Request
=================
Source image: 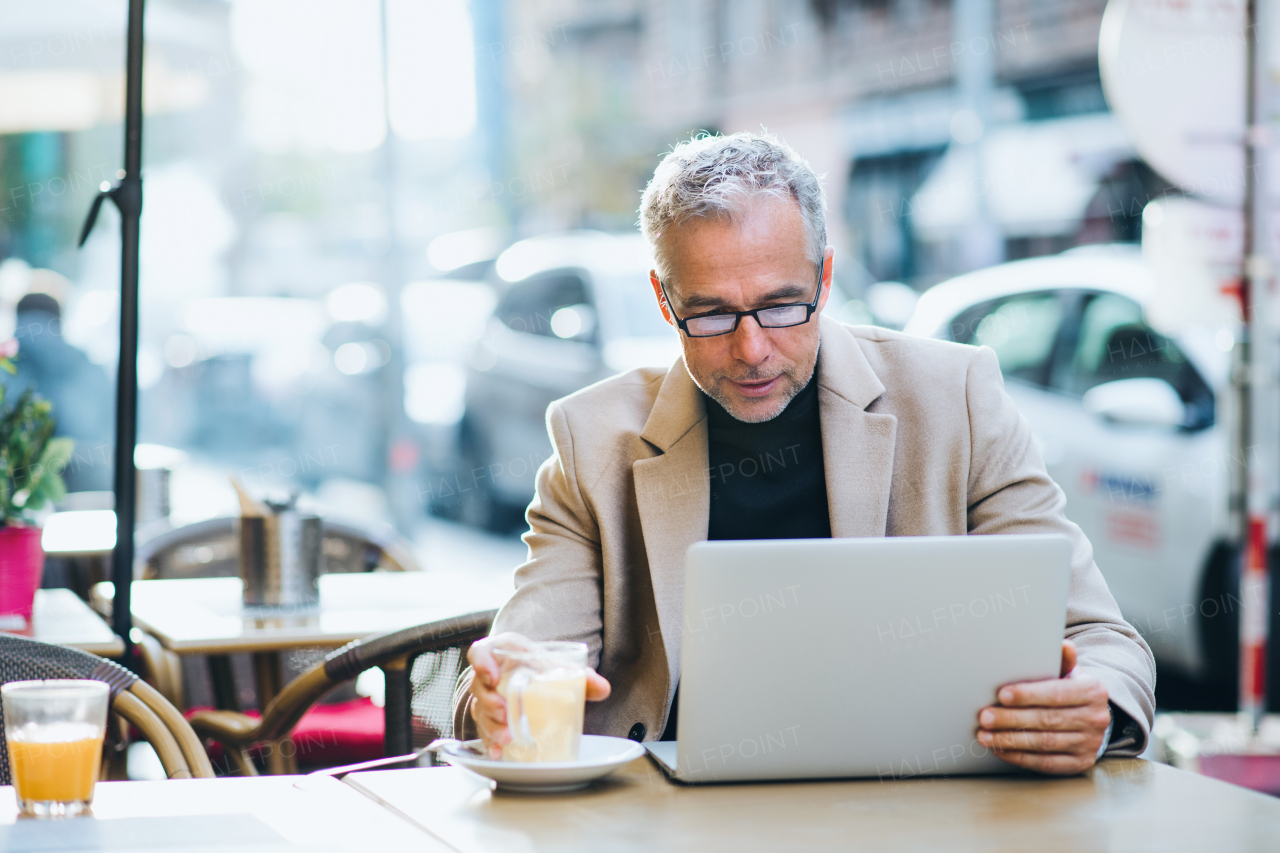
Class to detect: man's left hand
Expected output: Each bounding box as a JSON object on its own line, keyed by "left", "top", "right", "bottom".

{"left": 976, "top": 640, "right": 1111, "bottom": 775}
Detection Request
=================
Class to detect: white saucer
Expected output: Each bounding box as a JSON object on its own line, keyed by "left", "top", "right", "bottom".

{"left": 439, "top": 735, "right": 646, "bottom": 792}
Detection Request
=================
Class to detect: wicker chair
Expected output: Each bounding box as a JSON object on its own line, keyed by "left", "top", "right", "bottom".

{"left": 0, "top": 634, "right": 214, "bottom": 782}
{"left": 188, "top": 609, "right": 495, "bottom": 775}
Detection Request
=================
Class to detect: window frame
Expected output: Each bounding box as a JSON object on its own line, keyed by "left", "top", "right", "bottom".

{"left": 493, "top": 267, "right": 597, "bottom": 344}
{"left": 1048, "top": 288, "right": 1216, "bottom": 431}
{"left": 946, "top": 289, "right": 1076, "bottom": 390}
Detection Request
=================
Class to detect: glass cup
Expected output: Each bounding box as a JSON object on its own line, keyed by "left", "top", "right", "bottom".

{"left": 2, "top": 680, "right": 109, "bottom": 817}
{"left": 494, "top": 639, "right": 588, "bottom": 763}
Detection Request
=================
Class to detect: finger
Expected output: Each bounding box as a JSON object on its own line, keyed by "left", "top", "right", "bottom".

{"left": 998, "top": 674, "right": 1106, "bottom": 708}
{"left": 471, "top": 700, "right": 512, "bottom": 759}
{"left": 476, "top": 715, "right": 512, "bottom": 747}
{"left": 991, "top": 749, "right": 1094, "bottom": 775}
{"left": 467, "top": 640, "right": 500, "bottom": 688}
{"left": 480, "top": 725, "right": 511, "bottom": 760}
{"left": 978, "top": 705, "right": 1099, "bottom": 732}
{"left": 470, "top": 693, "right": 507, "bottom": 734}
{"left": 977, "top": 729, "right": 1091, "bottom": 753}
{"left": 475, "top": 689, "right": 507, "bottom": 727}
{"left": 471, "top": 632, "right": 539, "bottom": 686}
{"left": 586, "top": 669, "right": 612, "bottom": 702}
{"left": 1060, "top": 640, "right": 1077, "bottom": 678}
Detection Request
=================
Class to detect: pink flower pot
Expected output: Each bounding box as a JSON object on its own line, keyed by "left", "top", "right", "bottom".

{"left": 0, "top": 525, "right": 45, "bottom": 630}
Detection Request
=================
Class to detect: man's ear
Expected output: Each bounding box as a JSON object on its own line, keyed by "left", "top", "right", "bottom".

{"left": 815, "top": 247, "right": 835, "bottom": 315}
{"left": 650, "top": 271, "right": 675, "bottom": 326}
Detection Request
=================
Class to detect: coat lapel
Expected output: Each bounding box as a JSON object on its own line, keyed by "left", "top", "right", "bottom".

{"left": 632, "top": 318, "right": 898, "bottom": 695}
{"left": 815, "top": 316, "right": 898, "bottom": 538}
{"left": 634, "top": 363, "right": 709, "bottom": 694}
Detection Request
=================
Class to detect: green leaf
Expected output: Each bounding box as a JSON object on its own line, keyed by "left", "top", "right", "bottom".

{"left": 0, "top": 390, "right": 65, "bottom": 522}
{"left": 23, "top": 436, "right": 73, "bottom": 512}
{"left": 39, "top": 437, "right": 74, "bottom": 473}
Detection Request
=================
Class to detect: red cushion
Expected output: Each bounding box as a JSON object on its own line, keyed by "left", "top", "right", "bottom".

{"left": 1198, "top": 754, "right": 1280, "bottom": 795}
{"left": 186, "top": 697, "right": 384, "bottom": 770}
{"left": 290, "top": 697, "right": 385, "bottom": 765}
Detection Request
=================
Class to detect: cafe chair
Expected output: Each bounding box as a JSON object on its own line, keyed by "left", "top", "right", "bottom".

{"left": 188, "top": 609, "right": 495, "bottom": 775}
{"left": 0, "top": 634, "right": 214, "bottom": 783}
{"left": 135, "top": 514, "right": 422, "bottom": 581}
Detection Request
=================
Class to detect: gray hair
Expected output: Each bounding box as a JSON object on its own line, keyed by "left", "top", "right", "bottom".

{"left": 638, "top": 131, "right": 827, "bottom": 282}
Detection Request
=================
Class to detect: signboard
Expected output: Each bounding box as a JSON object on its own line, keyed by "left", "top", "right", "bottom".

{"left": 1141, "top": 196, "right": 1280, "bottom": 335}
{"left": 1100, "top": 0, "right": 1280, "bottom": 206}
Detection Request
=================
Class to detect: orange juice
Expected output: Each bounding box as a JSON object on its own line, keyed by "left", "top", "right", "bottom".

{"left": 8, "top": 722, "right": 103, "bottom": 803}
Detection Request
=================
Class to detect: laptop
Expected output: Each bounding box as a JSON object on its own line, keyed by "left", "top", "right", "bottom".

{"left": 645, "top": 534, "right": 1071, "bottom": 783}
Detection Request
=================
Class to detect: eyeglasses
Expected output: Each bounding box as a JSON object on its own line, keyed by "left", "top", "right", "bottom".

{"left": 659, "top": 261, "right": 824, "bottom": 338}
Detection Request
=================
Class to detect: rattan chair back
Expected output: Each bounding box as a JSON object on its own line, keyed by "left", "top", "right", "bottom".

{"left": 188, "top": 609, "right": 495, "bottom": 772}
{"left": 136, "top": 516, "right": 422, "bottom": 581}
{"left": 0, "top": 634, "right": 213, "bottom": 781}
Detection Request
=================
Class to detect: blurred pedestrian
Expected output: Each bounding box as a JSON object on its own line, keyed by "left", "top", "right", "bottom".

{"left": 6, "top": 293, "right": 114, "bottom": 492}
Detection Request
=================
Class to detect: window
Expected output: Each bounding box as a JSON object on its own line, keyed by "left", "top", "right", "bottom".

{"left": 1060, "top": 292, "right": 1214, "bottom": 429}
{"left": 948, "top": 293, "right": 1064, "bottom": 387}
{"left": 494, "top": 272, "right": 594, "bottom": 341}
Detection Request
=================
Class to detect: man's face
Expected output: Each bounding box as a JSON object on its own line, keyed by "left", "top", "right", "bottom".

{"left": 649, "top": 197, "right": 832, "bottom": 423}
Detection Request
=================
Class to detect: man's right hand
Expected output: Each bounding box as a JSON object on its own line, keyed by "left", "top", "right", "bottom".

{"left": 467, "top": 633, "right": 613, "bottom": 759}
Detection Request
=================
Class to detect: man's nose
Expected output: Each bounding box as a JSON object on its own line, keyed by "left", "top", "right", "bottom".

{"left": 729, "top": 316, "right": 772, "bottom": 365}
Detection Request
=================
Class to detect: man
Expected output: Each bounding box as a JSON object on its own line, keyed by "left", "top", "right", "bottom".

{"left": 455, "top": 132, "right": 1155, "bottom": 775}
{"left": 7, "top": 292, "right": 114, "bottom": 492}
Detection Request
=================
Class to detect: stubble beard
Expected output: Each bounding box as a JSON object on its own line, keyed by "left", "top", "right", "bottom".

{"left": 687, "top": 339, "right": 821, "bottom": 424}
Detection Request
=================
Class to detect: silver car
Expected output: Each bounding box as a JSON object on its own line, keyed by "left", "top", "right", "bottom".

{"left": 435, "top": 232, "right": 680, "bottom": 530}
{"left": 906, "top": 246, "right": 1232, "bottom": 688}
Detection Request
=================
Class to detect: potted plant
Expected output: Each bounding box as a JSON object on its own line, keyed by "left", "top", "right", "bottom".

{"left": 0, "top": 341, "right": 74, "bottom": 630}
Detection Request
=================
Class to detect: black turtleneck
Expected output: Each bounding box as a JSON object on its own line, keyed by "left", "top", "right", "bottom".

{"left": 661, "top": 365, "right": 831, "bottom": 741}
{"left": 705, "top": 366, "right": 832, "bottom": 541}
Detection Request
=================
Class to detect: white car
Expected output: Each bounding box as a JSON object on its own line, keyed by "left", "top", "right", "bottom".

{"left": 905, "top": 246, "right": 1232, "bottom": 685}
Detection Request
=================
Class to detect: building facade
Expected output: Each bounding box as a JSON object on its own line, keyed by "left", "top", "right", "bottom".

{"left": 496, "top": 0, "right": 1167, "bottom": 290}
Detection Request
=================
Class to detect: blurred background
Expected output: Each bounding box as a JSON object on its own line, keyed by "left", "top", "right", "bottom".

{"left": 0, "top": 0, "right": 1268, "bottom": 713}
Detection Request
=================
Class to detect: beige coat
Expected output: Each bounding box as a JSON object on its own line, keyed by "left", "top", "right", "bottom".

{"left": 455, "top": 316, "right": 1156, "bottom": 753}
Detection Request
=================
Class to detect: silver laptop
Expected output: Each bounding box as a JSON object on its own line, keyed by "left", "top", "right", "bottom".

{"left": 645, "top": 534, "right": 1071, "bottom": 783}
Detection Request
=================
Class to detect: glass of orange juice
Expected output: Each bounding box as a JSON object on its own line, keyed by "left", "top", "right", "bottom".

{"left": 2, "top": 680, "right": 109, "bottom": 817}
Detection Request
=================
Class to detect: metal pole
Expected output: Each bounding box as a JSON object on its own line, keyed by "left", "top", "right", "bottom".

{"left": 111, "top": 0, "right": 146, "bottom": 670}
{"left": 378, "top": 0, "right": 412, "bottom": 531}
{"left": 952, "top": 0, "right": 1003, "bottom": 272}
{"left": 1238, "top": 0, "right": 1273, "bottom": 733}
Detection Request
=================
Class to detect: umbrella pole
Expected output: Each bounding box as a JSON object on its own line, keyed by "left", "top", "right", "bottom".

{"left": 110, "top": 0, "right": 145, "bottom": 671}
{"left": 1238, "top": 0, "right": 1276, "bottom": 734}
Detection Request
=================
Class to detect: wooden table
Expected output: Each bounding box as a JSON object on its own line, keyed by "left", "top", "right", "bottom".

{"left": 42, "top": 509, "right": 117, "bottom": 556}
{"left": 39, "top": 510, "right": 118, "bottom": 602}
{"left": 0, "top": 589, "right": 124, "bottom": 657}
{"left": 92, "top": 572, "right": 509, "bottom": 657}
{"left": 344, "top": 757, "right": 1280, "bottom": 853}
{"left": 0, "top": 774, "right": 449, "bottom": 852}
{"left": 93, "top": 571, "right": 509, "bottom": 772}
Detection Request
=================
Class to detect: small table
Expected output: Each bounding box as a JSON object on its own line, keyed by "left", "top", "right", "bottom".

{"left": 0, "top": 774, "right": 449, "bottom": 852}
{"left": 92, "top": 572, "right": 509, "bottom": 771}
{"left": 92, "top": 572, "right": 509, "bottom": 657}
{"left": 0, "top": 589, "right": 124, "bottom": 658}
{"left": 40, "top": 510, "right": 118, "bottom": 601}
{"left": 345, "top": 757, "right": 1280, "bottom": 853}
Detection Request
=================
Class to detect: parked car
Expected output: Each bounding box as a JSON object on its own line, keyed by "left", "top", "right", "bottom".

{"left": 905, "top": 245, "right": 1232, "bottom": 685}
{"left": 432, "top": 231, "right": 681, "bottom": 530}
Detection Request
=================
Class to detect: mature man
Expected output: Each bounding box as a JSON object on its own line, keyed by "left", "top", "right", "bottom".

{"left": 455, "top": 133, "right": 1155, "bottom": 775}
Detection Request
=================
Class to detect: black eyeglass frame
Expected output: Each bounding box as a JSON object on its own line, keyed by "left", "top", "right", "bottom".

{"left": 658, "top": 260, "right": 826, "bottom": 338}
